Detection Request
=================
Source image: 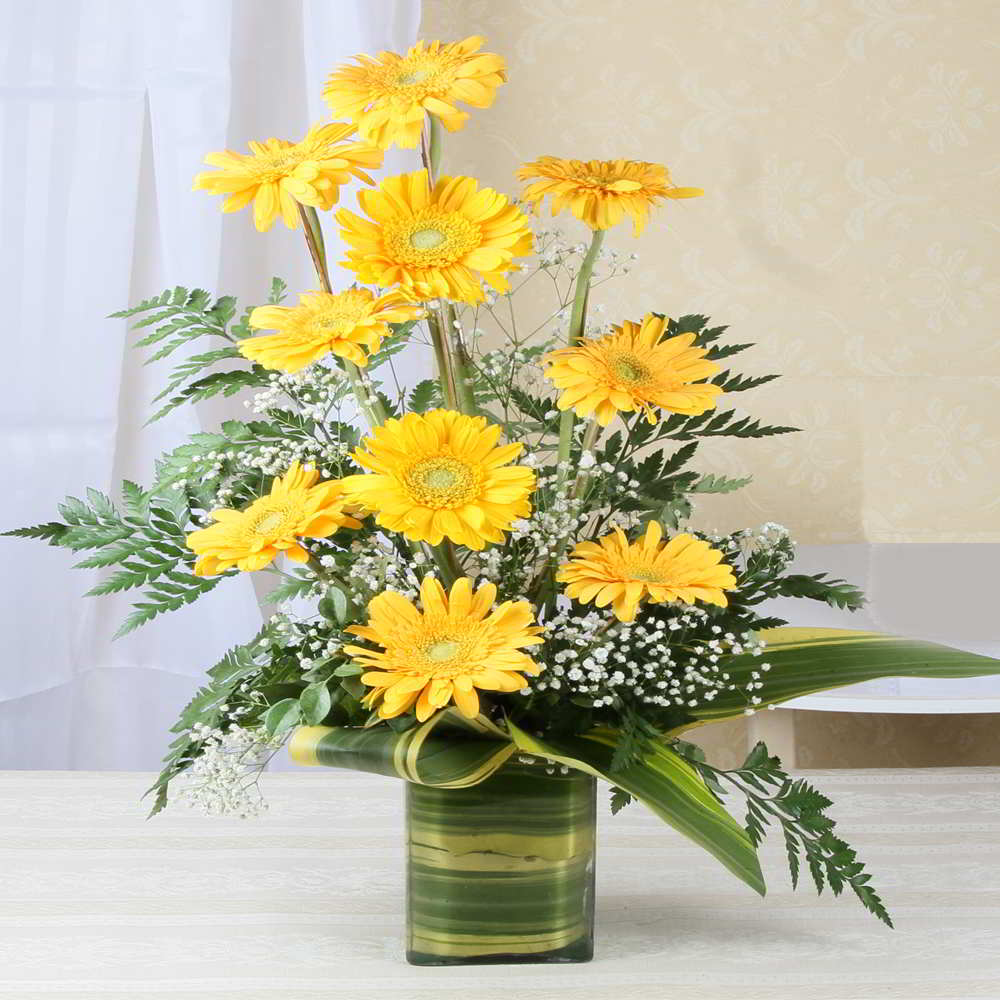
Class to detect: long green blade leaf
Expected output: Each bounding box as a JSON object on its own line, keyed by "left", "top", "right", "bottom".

{"left": 691, "top": 627, "right": 1000, "bottom": 722}
{"left": 289, "top": 710, "right": 514, "bottom": 788}
{"left": 507, "top": 721, "right": 766, "bottom": 897}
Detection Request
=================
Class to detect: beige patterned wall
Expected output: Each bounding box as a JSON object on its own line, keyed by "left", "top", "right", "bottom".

{"left": 421, "top": 0, "right": 1000, "bottom": 767}
{"left": 422, "top": 0, "right": 999, "bottom": 545}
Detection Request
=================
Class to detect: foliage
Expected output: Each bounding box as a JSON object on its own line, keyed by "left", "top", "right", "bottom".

{"left": 681, "top": 742, "right": 893, "bottom": 927}
{"left": 6, "top": 483, "right": 223, "bottom": 638}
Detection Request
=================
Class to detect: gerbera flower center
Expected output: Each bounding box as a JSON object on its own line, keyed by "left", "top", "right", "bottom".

{"left": 247, "top": 146, "right": 311, "bottom": 181}
{"left": 405, "top": 457, "right": 479, "bottom": 508}
{"left": 606, "top": 550, "right": 666, "bottom": 584}
{"left": 311, "top": 298, "right": 370, "bottom": 333}
{"left": 369, "top": 54, "right": 458, "bottom": 97}
{"left": 627, "top": 564, "right": 664, "bottom": 583}
{"left": 251, "top": 506, "right": 291, "bottom": 537}
{"left": 425, "top": 639, "right": 461, "bottom": 662}
{"left": 413, "top": 622, "right": 482, "bottom": 677}
{"left": 397, "top": 68, "right": 431, "bottom": 86}
{"left": 409, "top": 227, "right": 447, "bottom": 250}
{"left": 580, "top": 171, "right": 624, "bottom": 188}
{"left": 384, "top": 209, "right": 480, "bottom": 267}
{"left": 612, "top": 355, "right": 651, "bottom": 384}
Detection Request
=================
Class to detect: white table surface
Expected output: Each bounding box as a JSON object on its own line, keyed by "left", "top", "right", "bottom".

{"left": 2, "top": 768, "right": 999, "bottom": 1000}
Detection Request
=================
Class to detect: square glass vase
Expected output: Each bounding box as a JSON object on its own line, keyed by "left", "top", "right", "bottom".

{"left": 405, "top": 758, "right": 597, "bottom": 966}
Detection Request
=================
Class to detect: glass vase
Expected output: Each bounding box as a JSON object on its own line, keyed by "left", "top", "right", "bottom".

{"left": 405, "top": 758, "right": 597, "bottom": 965}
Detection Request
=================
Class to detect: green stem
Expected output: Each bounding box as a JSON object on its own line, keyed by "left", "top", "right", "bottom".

{"left": 298, "top": 205, "right": 332, "bottom": 292}
{"left": 428, "top": 541, "right": 460, "bottom": 586}
{"left": 418, "top": 117, "right": 475, "bottom": 415}
{"left": 297, "top": 205, "right": 387, "bottom": 428}
{"left": 427, "top": 114, "right": 442, "bottom": 182}
{"left": 305, "top": 207, "right": 327, "bottom": 269}
{"left": 443, "top": 303, "right": 479, "bottom": 415}
{"left": 441, "top": 539, "right": 463, "bottom": 581}
{"left": 555, "top": 230, "right": 605, "bottom": 484}
{"left": 570, "top": 420, "right": 602, "bottom": 500}
{"left": 426, "top": 308, "right": 459, "bottom": 409}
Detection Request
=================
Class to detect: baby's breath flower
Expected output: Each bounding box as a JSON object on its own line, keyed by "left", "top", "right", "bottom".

{"left": 176, "top": 725, "right": 277, "bottom": 818}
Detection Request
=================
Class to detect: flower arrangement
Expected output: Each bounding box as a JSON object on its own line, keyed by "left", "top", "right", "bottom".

{"left": 11, "top": 32, "right": 1000, "bottom": 964}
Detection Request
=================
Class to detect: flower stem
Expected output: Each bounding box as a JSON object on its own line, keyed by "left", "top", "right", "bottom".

{"left": 298, "top": 205, "right": 332, "bottom": 292}
{"left": 443, "top": 302, "right": 479, "bottom": 415}
{"left": 423, "top": 113, "right": 443, "bottom": 183}
{"left": 418, "top": 120, "right": 476, "bottom": 415}
{"left": 442, "top": 539, "right": 462, "bottom": 581}
{"left": 426, "top": 307, "right": 459, "bottom": 409}
{"left": 428, "top": 539, "right": 460, "bottom": 586}
{"left": 297, "top": 204, "right": 387, "bottom": 429}
{"left": 571, "top": 420, "right": 602, "bottom": 499}
{"left": 556, "top": 229, "right": 605, "bottom": 484}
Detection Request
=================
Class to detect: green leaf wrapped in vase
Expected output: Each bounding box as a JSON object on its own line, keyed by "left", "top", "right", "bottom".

{"left": 406, "top": 762, "right": 596, "bottom": 964}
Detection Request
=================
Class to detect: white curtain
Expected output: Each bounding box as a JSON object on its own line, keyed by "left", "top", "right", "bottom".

{"left": 0, "top": 0, "right": 422, "bottom": 770}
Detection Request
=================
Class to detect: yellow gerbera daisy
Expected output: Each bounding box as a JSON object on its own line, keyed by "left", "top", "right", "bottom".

{"left": 186, "top": 462, "right": 361, "bottom": 576}
{"left": 340, "top": 409, "right": 535, "bottom": 550}
{"left": 193, "top": 122, "right": 383, "bottom": 232}
{"left": 240, "top": 288, "right": 423, "bottom": 372}
{"left": 337, "top": 169, "right": 533, "bottom": 304}
{"left": 345, "top": 575, "right": 543, "bottom": 721}
{"left": 558, "top": 521, "right": 737, "bottom": 622}
{"left": 322, "top": 36, "right": 506, "bottom": 150}
{"left": 543, "top": 313, "right": 723, "bottom": 426}
{"left": 518, "top": 157, "right": 703, "bottom": 236}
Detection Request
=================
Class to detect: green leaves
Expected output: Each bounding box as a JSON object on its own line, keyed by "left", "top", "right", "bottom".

{"left": 153, "top": 415, "right": 322, "bottom": 492}
{"left": 3, "top": 521, "right": 70, "bottom": 544}
{"left": 666, "top": 408, "right": 799, "bottom": 441}
{"left": 111, "top": 286, "right": 237, "bottom": 363}
{"left": 145, "top": 628, "right": 277, "bottom": 816}
{"left": 692, "top": 473, "right": 754, "bottom": 494}
{"left": 683, "top": 742, "right": 893, "bottom": 927}
{"left": 289, "top": 710, "right": 515, "bottom": 787}
{"left": 264, "top": 570, "right": 316, "bottom": 605}
{"left": 407, "top": 378, "right": 440, "bottom": 413}
{"left": 148, "top": 365, "right": 271, "bottom": 425}
{"left": 365, "top": 319, "right": 419, "bottom": 378}
{"left": 772, "top": 574, "right": 866, "bottom": 611}
{"left": 7, "top": 480, "right": 225, "bottom": 638}
{"left": 111, "top": 281, "right": 301, "bottom": 424}
{"left": 264, "top": 698, "right": 302, "bottom": 738}
{"left": 508, "top": 386, "right": 560, "bottom": 430}
{"left": 689, "top": 627, "right": 1000, "bottom": 723}
{"left": 507, "top": 722, "right": 766, "bottom": 897}
{"left": 713, "top": 371, "right": 781, "bottom": 394}
{"left": 268, "top": 276, "right": 287, "bottom": 304}
{"left": 609, "top": 786, "right": 633, "bottom": 815}
{"left": 113, "top": 572, "right": 222, "bottom": 639}
{"left": 318, "top": 587, "right": 353, "bottom": 625}
{"left": 299, "top": 684, "right": 333, "bottom": 725}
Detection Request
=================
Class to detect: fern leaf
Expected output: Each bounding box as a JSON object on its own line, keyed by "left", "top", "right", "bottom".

{"left": 692, "top": 473, "right": 754, "bottom": 494}
{"left": 2, "top": 522, "right": 69, "bottom": 545}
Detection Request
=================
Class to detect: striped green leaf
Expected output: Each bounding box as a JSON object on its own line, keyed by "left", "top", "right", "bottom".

{"left": 688, "top": 627, "right": 1000, "bottom": 723}
{"left": 507, "top": 721, "right": 766, "bottom": 897}
{"left": 406, "top": 763, "right": 596, "bottom": 964}
{"left": 289, "top": 709, "right": 514, "bottom": 788}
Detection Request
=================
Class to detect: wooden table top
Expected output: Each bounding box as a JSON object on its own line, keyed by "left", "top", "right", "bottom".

{"left": 1, "top": 767, "right": 998, "bottom": 999}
